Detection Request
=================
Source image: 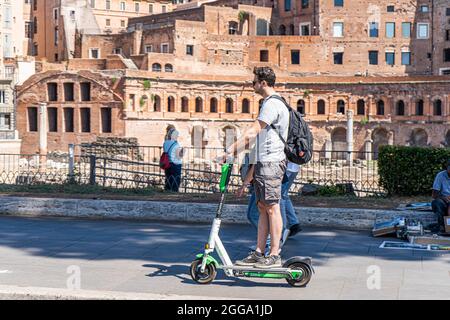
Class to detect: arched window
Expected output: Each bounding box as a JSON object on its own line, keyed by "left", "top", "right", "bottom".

{"left": 410, "top": 128, "right": 428, "bottom": 146}
{"left": 228, "top": 21, "right": 238, "bottom": 35}
{"left": 210, "top": 97, "right": 217, "bottom": 113}
{"left": 337, "top": 100, "right": 345, "bottom": 114}
{"left": 164, "top": 64, "right": 173, "bottom": 72}
{"left": 357, "top": 99, "right": 365, "bottom": 115}
{"left": 152, "top": 63, "right": 161, "bottom": 72}
{"left": 297, "top": 99, "right": 305, "bottom": 115}
{"left": 226, "top": 98, "right": 234, "bottom": 113}
{"left": 376, "top": 100, "right": 385, "bottom": 115}
{"left": 242, "top": 99, "right": 250, "bottom": 113}
{"left": 433, "top": 99, "right": 442, "bottom": 116}
{"left": 167, "top": 96, "right": 175, "bottom": 112}
{"left": 331, "top": 127, "right": 347, "bottom": 160}
{"left": 153, "top": 95, "right": 161, "bottom": 112}
{"left": 140, "top": 95, "right": 148, "bottom": 111}
{"left": 195, "top": 97, "right": 203, "bottom": 113}
{"left": 279, "top": 24, "right": 286, "bottom": 35}
{"left": 181, "top": 97, "right": 189, "bottom": 112}
{"left": 416, "top": 99, "right": 424, "bottom": 116}
{"left": 289, "top": 24, "right": 295, "bottom": 35}
{"left": 317, "top": 100, "right": 325, "bottom": 115}
{"left": 396, "top": 100, "right": 405, "bottom": 116}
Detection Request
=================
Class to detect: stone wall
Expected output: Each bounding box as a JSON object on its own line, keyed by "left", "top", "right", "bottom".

{"left": 0, "top": 196, "right": 437, "bottom": 230}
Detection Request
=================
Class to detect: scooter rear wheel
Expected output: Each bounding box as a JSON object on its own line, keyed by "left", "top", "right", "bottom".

{"left": 285, "top": 262, "right": 312, "bottom": 287}
{"left": 190, "top": 259, "right": 217, "bottom": 284}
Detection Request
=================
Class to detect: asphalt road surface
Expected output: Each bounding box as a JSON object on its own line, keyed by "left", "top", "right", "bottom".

{"left": 0, "top": 215, "right": 448, "bottom": 299}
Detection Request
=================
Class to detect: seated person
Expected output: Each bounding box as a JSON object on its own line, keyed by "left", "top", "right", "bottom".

{"left": 431, "top": 159, "right": 450, "bottom": 232}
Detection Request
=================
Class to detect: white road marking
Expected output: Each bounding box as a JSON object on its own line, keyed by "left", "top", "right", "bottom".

{"left": 0, "top": 270, "right": 12, "bottom": 274}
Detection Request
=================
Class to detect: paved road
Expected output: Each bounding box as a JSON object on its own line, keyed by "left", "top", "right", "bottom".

{"left": 0, "top": 215, "right": 449, "bottom": 299}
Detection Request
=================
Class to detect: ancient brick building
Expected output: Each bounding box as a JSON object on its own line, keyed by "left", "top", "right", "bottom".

{"left": 16, "top": 0, "right": 450, "bottom": 155}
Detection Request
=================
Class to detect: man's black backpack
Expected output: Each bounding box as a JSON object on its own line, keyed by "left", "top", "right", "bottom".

{"left": 267, "top": 95, "right": 313, "bottom": 165}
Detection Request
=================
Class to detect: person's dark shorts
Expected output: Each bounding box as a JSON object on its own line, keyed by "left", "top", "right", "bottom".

{"left": 253, "top": 160, "right": 287, "bottom": 205}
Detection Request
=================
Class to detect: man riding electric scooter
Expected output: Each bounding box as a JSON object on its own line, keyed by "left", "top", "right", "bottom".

{"left": 221, "top": 66, "right": 289, "bottom": 269}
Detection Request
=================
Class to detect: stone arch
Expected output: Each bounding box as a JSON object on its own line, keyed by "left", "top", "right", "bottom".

{"left": 228, "top": 21, "right": 238, "bottom": 35}
{"left": 317, "top": 99, "right": 326, "bottom": 115}
{"left": 331, "top": 127, "right": 347, "bottom": 159}
{"left": 242, "top": 98, "right": 250, "bottom": 113}
{"left": 226, "top": 98, "right": 234, "bottom": 113}
{"left": 152, "top": 63, "right": 161, "bottom": 72}
{"left": 181, "top": 96, "right": 189, "bottom": 112}
{"left": 396, "top": 100, "right": 405, "bottom": 116}
{"left": 210, "top": 97, "right": 218, "bottom": 113}
{"left": 415, "top": 99, "right": 424, "bottom": 116}
{"left": 433, "top": 99, "right": 442, "bottom": 116}
{"left": 167, "top": 96, "right": 175, "bottom": 112}
{"left": 337, "top": 99, "right": 345, "bottom": 114}
{"left": 140, "top": 95, "right": 149, "bottom": 111}
{"left": 357, "top": 99, "right": 365, "bottom": 115}
{"left": 279, "top": 24, "right": 286, "bottom": 35}
{"left": 376, "top": 99, "right": 385, "bottom": 115}
{"left": 195, "top": 97, "right": 203, "bottom": 113}
{"left": 153, "top": 95, "right": 161, "bottom": 112}
{"left": 164, "top": 64, "right": 173, "bottom": 72}
{"left": 372, "top": 127, "right": 389, "bottom": 159}
{"left": 409, "top": 128, "right": 428, "bottom": 147}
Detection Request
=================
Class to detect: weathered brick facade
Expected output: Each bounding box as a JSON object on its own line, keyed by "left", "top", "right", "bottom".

{"left": 17, "top": 0, "right": 450, "bottom": 155}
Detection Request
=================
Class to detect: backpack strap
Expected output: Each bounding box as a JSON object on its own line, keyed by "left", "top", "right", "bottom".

{"left": 265, "top": 95, "right": 290, "bottom": 146}
{"left": 165, "top": 141, "right": 177, "bottom": 161}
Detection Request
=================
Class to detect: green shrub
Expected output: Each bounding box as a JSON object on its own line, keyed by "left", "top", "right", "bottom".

{"left": 378, "top": 145, "right": 450, "bottom": 196}
{"left": 317, "top": 185, "right": 348, "bottom": 197}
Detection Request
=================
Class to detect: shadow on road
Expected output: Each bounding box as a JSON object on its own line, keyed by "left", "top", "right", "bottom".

{"left": 0, "top": 215, "right": 447, "bottom": 268}
{"left": 143, "top": 263, "right": 296, "bottom": 288}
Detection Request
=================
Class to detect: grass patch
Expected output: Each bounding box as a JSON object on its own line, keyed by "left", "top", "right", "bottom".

{"left": 0, "top": 184, "right": 432, "bottom": 209}
{"left": 0, "top": 184, "right": 161, "bottom": 197}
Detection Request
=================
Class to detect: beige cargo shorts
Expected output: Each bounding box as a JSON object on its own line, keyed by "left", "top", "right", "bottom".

{"left": 253, "top": 160, "right": 287, "bottom": 205}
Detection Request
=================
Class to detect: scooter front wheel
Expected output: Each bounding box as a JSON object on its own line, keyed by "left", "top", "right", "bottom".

{"left": 190, "top": 259, "right": 217, "bottom": 284}
{"left": 285, "top": 261, "right": 312, "bottom": 287}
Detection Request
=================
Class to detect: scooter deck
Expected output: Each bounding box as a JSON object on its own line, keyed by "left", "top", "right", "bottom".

{"left": 220, "top": 265, "right": 292, "bottom": 273}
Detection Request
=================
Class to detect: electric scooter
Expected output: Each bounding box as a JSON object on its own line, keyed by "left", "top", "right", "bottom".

{"left": 190, "top": 163, "right": 314, "bottom": 287}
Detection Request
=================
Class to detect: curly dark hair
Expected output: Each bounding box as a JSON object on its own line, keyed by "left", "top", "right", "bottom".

{"left": 253, "top": 66, "right": 276, "bottom": 87}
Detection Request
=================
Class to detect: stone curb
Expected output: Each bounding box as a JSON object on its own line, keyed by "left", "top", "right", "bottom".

{"left": 0, "top": 285, "right": 232, "bottom": 300}
{"left": 0, "top": 196, "right": 437, "bottom": 230}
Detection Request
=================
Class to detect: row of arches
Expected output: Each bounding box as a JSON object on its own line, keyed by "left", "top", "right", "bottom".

{"left": 151, "top": 63, "right": 173, "bottom": 73}
{"left": 146, "top": 96, "right": 252, "bottom": 113}
{"left": 138, "top": 94, "right": 447, "bottom": 116}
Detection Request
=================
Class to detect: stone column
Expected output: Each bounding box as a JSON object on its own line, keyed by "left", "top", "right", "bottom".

{"left": 325, "top": 139, "right": 332, "bottom": 160}
{"left": 368, "top": 96, "right": 374, "bottom": 117}
{"left": 346, "top": 109, "right": 354, "bottom": 166}
{"left": 38, "top": 102, "right": 48, "bottom": 172}
{"left": 388, "top": 131, "right": 394, "bottom": 145}
{"left": 365, "top": 139, "right": 373, "bottom": 161}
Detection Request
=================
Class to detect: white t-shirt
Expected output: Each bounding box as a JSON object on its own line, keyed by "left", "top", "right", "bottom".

{"left": 256, "top": 95, "right": 289, "bottom": 162}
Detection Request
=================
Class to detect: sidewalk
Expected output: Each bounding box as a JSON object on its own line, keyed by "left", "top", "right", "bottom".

{"left": 0, "top": 215, "right": 448, "bottom": 300}
{"left": 0, "top": 195, "right": 437, "bottom": 230}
